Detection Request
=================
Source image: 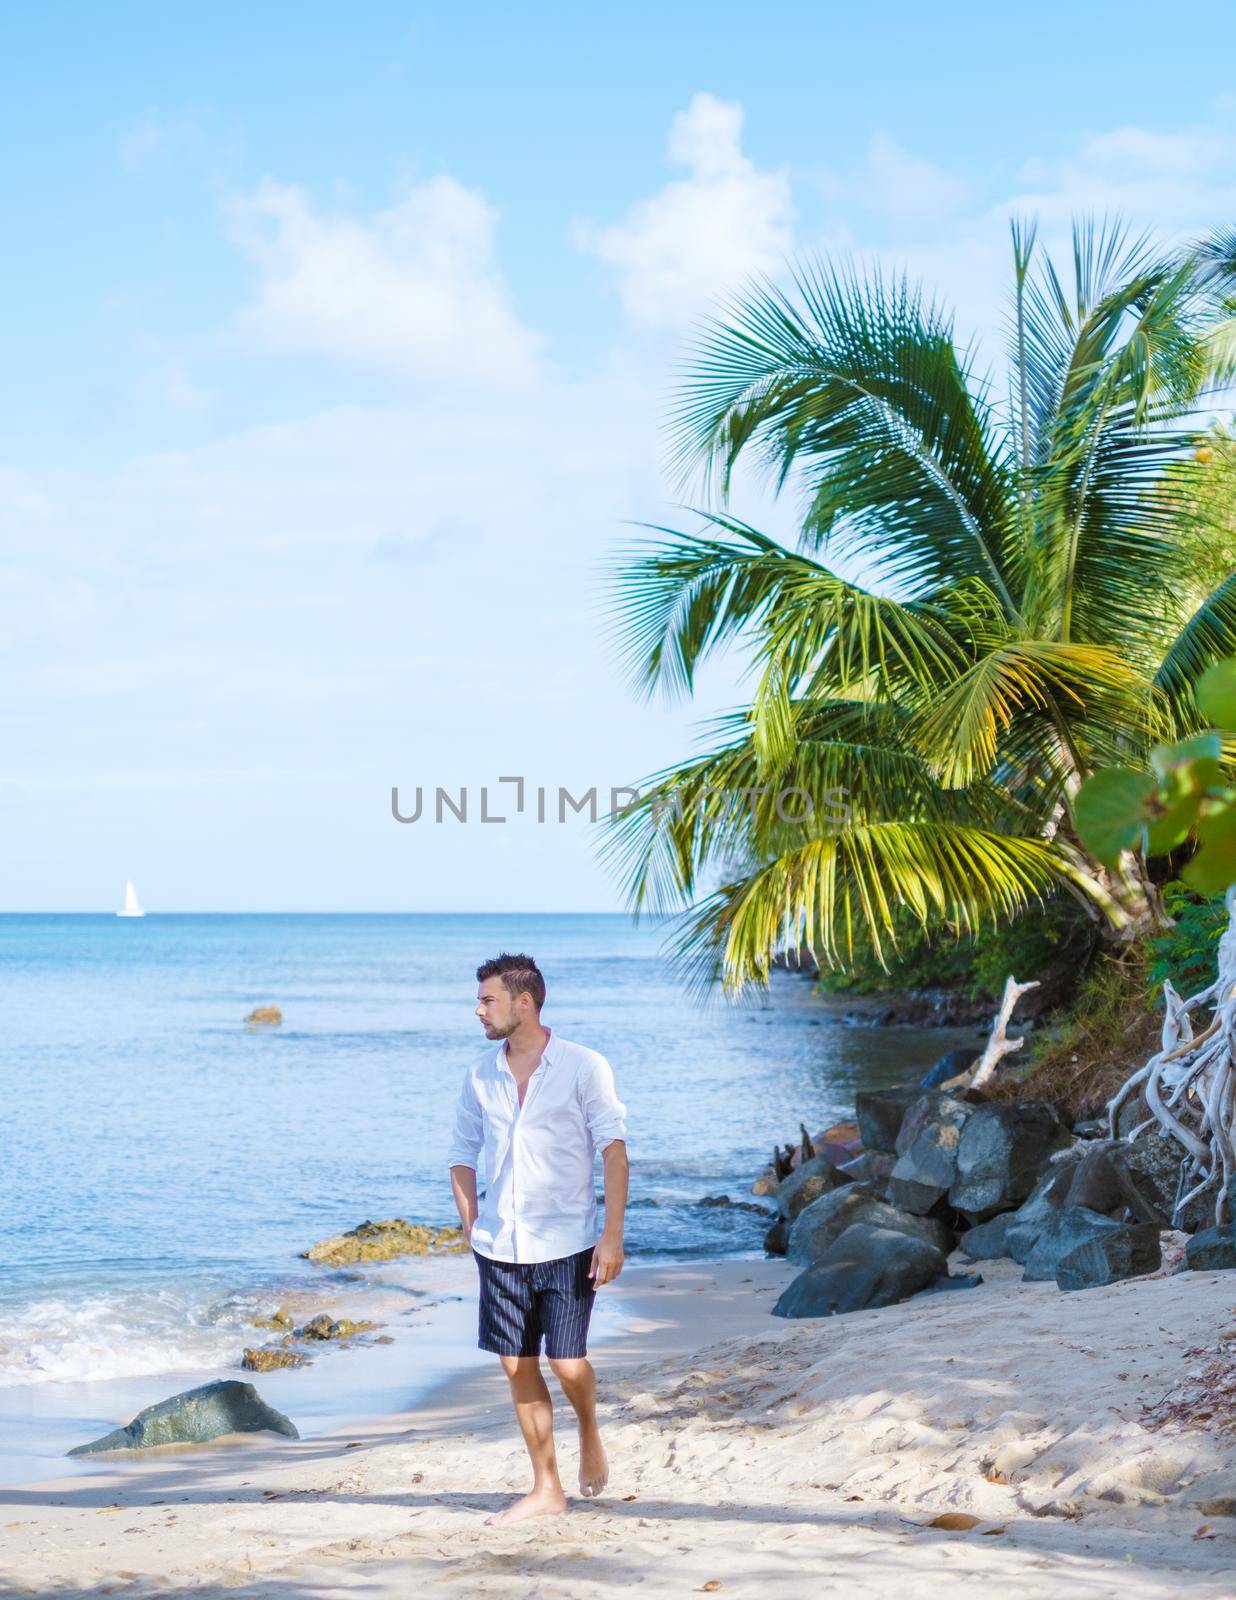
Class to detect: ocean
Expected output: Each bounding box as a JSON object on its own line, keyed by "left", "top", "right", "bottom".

{"left": 0, "top": 912, "right": 975, "bottom": 1477}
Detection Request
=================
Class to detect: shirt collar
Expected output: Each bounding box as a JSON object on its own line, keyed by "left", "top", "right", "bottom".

{"left": 498, "top": 1024, "right": 555, "bottom": 1073}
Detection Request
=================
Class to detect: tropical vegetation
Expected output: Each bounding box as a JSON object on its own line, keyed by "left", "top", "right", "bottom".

{"left": 604, "top": 219, "right": 1236, "bottom": 994}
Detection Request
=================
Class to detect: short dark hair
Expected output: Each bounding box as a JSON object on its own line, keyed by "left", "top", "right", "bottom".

{"left": 476, "top": 952, "right": 546, "bottom": 1010}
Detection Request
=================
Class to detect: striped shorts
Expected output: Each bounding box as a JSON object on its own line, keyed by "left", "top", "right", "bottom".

{"left": 473, "top": 1246, "right": 597, "bottom": 1359}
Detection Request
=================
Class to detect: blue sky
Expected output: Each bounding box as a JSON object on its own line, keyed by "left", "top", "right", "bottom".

{"left": 4, "top": 3, "right": 1236, "bottom": 910}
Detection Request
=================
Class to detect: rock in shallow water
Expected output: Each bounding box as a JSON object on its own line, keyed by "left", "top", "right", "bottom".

{"left": 242, "top": 1347, "right": 308, "bottom": 1372}
{"left": 772, "top": 1224, "right": 948, "bottom": 1318}
{"left": 68, "top": 1380, "right": 298, "bottom": 1455}
{"left": 918, "top": 1047, "right": 980, "bottom": 1088}
{"left": 302, "top": 1218, "right": 467, "bottom": 1264}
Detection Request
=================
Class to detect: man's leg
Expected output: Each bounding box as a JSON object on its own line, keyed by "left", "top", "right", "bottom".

{"left": 485, "top": 1355, "right": 568, "bottom": 1525}
{"left": 547, "top": 1356, "right": 608, "bottom": 1498}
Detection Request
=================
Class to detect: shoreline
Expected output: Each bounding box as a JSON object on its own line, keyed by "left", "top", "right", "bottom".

{"left": 3, "top": 1255, "right": 1234, "bottom": 1598}
{"left": 0, "top": 1248, "right": 776, "bottom": 1491}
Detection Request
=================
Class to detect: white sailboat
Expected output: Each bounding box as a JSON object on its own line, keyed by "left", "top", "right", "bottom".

{"left": 117, "top": 879, "right": 145, "bottom": 918}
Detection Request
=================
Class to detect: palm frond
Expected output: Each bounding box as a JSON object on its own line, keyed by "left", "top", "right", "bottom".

{"left": 1154, "top": 574, "right": 1236, "bottom": 735}
{"left": 671, "top": 260, "right": 1018, "bottom": 608}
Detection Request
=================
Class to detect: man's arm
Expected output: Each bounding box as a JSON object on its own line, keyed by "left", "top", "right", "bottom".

{"left": 450, "top": 1164, "right": 479, "bottom": 1242}
{"left": 446, "top": 1069, "right": 484, "bottom": 1242}
{"left": 590, "top": 1139, "right": 628, "bottom": 1285}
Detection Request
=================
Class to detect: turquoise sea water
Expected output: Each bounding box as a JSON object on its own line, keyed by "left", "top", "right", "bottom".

{"left": 1, "top": 913, "right": 971, "bottom": 1399}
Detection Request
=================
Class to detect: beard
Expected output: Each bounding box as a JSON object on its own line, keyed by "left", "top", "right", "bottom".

{"left": 482, "top": 1018, "right": 517, "bottom": 1039}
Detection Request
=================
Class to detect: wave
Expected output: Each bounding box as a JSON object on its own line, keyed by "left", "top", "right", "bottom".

{"left": 0, "top": 1284, "right": 263, "bottom": 1388}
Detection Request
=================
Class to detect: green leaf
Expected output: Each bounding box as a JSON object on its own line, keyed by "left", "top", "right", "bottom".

{"left": 1182, "top": 802, "right": 1236, "bottom": 894}
{"left": 1148, "top": 732, "right": 1223, "bottom": 785}
{"left": 1146, "top": 792, "right": 1203, "bottom": 855}
{"left": 1073, "top": 766, "right": 1157, "bottom": 865}
{"left": 1196, "top": 658, "right": 1236, "bottom": 731}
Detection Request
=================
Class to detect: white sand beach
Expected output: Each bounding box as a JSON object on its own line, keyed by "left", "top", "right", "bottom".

{"left": 4, "top": 1255, "right": 1235, "bottom": 1598}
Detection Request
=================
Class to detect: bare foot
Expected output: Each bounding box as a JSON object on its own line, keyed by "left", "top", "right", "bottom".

{"left": 578, "top": 1425, "right": 609, "bottom": 1499}
{"left": 484, "top": 1484, "right": 569, "bottom": 1525}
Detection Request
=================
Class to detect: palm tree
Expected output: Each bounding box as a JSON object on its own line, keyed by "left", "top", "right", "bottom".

{"left": 604, "top": 219, "right": 1236, "bottom": 994}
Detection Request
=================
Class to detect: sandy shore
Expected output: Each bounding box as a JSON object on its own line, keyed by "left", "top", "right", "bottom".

{"left": 3, "top": 1255, "right": 1235, "bottom": 1598}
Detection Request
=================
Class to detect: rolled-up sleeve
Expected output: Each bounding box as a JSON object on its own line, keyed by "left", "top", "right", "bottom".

{"left": 446, "top": 1069, "right": 484, "bottom": 1171}
{"left": 579, "top": 1052, "right": 627, "bottom": 1152}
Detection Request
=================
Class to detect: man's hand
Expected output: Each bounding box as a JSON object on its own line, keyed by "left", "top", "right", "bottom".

{"left": 590, "top": 1231, "right": 624, "bottom": 1286}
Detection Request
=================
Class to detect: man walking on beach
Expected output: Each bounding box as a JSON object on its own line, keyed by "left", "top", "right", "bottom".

{"left": 447, "top": 952, "right": 629, "bottom": 1524}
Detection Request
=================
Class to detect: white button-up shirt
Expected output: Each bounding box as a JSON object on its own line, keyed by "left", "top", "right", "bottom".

{"left": 446, "top": 1027, "right": 627, "bottom": 1263}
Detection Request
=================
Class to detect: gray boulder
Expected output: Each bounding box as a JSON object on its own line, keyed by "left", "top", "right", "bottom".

{"left": 69, "top": 1380, "right": 298, "bottom": 1456}
{"left": 948, "top": 1102, "right": 1073, "bottom": 1222}
{"left": 960, "top": 1146, "right": 1093, "bottom": 1263}
{"left": 919, "top": 1047, "right": 980, "bottom": 1088}
{"left": 772, "top": 1224, "right": 948, "bottom": 1319}
{"left": 855, "top": 1086, "right": 927, "bottom": 1154}
{"left": 836, "top": 1150, "right": 896, "bottom": 1188}
{"left": 1185, "top": 1225, "right": 1236, "bottom": 1271}
{"left": 1105, "top": 1135, "right": 1210, "bottom": 1230}
{"left": 787, "top": 1182, "right": 953, "bottom": 1266}
{"left": 960, "top": 1211, "right": 1018, "bottom": 1260}
{"left": 888, "top": 1094, "right": 976, "bottom": 1215}
{"left": 1056, "top": 1224, "right": 1161, "bottom": 1291}
{"left": 777, "top": 1154, "right": 848, "bottom": 1220}
{"left": 1019, "top": 1206, "right": 1132, "bottom": 1281}
{"left": 1061, "top": 1144, "right": 1126, "bottom": 1215}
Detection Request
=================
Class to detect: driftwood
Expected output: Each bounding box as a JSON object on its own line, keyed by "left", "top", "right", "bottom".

{"left": 1107, "top": 883, "right": 1236, "bottom": 1228}
{"left": 800, "top": 1123, "right": 816, "bottom": 1162}
{"left": 970, "top": 976, "right": 1041, "bottom": 1088}
{"left": 940, "top": 974, "right": 1040, "bottom": 1091}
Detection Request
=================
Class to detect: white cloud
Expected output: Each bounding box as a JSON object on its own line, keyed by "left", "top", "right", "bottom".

{"left": 577, "top": 92, "right": 794, "bottom": 325}
{"left": 1006, "top": 101, "right": 1236, "bottom": 233}
{"left": 861, "top": 132, "right": 966, "bottom": 222}
{"left": 229, "top": 176, "right": 541, "bottom": 387}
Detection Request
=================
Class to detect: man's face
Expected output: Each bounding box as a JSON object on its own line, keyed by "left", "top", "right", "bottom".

{"left": 476, "top": 977, "right": 518, "bottom": 1039}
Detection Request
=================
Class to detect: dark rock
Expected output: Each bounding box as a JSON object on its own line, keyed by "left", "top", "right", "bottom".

{"left": 919, "top": 1048, "right": 980, "bottom": 1089}
{"left": 771, "top": 1224, "right": 948, "bottom": 1319}
{"left": 777, "top": 1155, "right": 848, "bottom": 1220}
{"left": 836, "top": 1150, "right": 896, "bottom": 1188}
{"left": 763, "top": 1216, "right": 789, "bottom": 1256}
{"left": 888, "top": 1094, "right": 976, "bottom": 1215}
{"left": 1020, "top": 1207, "right": 1131, "bottom": 1282}
{"left": 1061, "top": 1144, "right": 1126, "bottom": 1215}
{"left": 68, "top": 1380, "right": 298, "bottom": 1455}
{"left": 948, "top": 1103, "right": 1073, "bottom": 1222}
{"left": 855, "top": 1086, "right": 927, "bottom": 1153}
{"left": 1185, "top": 1225, "right": 1236, "bottom": 1271}
{"left": 787, "top": 1183, "right": 954, "bottom": 1266}
{"left": 1104, "top": 1135, "right": 1213, "bottom": 1230}
{"left": 921, "top": 1270, "right": 984, "bottom": 1293}
{"left": 960, "top": 1212, "right": 1017, "bottom": 1260}
{"left": 970, "top": 1147, "right": 1104, "bottom": 1264}
{"left": 1072, "top": 1118, "right": 1107, "bottom": 1139}
{"left": 1056, "top": 1224, "right": 1161, "bottom": 1290}
{"left": 697, "top": 1194, "right": 769, "bottom": 1213}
